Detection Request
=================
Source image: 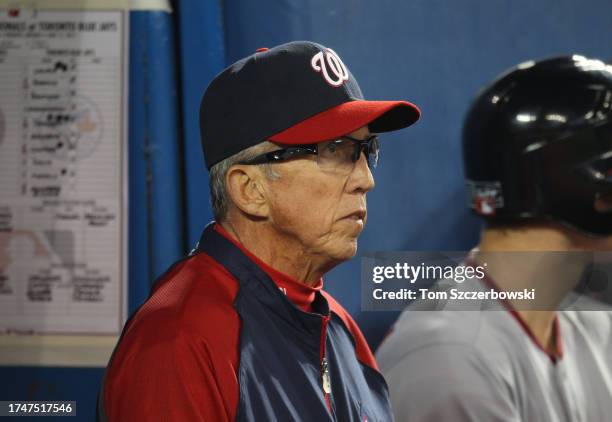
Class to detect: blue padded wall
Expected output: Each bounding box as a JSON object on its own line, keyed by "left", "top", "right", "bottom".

{"left": 178, "top": 0, "right": 226, "bottom": 248}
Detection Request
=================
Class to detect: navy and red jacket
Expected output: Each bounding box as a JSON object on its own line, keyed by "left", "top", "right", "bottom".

{"left": 98, "top": 223, "right": 394, "bottom": 421}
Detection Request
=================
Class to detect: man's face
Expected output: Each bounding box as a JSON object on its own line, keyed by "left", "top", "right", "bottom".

{"left": 262, "top": 126, "right": 375, "bottom": 266}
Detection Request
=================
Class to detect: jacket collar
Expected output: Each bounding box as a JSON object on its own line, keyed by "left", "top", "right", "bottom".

{"left": 196, "top": 223, "right": 330, "bottom": 326}
{"left": 213, "top": 223, "right": 323, "bottom": 313}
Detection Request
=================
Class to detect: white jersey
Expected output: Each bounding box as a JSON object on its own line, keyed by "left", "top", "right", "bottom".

{"left": 377, "top": 292, "right": 612, "bottom": 421}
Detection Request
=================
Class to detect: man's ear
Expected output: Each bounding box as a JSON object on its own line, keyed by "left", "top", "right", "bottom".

{"left": 225, "top": 165, "right": 270, "bottom": 218}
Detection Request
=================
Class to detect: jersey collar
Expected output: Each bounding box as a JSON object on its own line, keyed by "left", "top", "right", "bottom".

{"left": 464, "top": 256, "right": 563, "bottom": 363}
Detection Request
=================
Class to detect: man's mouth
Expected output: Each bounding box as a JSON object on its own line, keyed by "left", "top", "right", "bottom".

{"left": 344, "top": 209, "right": 366, "bottom": 221}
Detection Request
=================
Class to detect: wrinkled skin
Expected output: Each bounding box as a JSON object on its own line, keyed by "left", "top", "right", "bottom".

{"left": 262, "top": 126, "right": 375, "bottom": 276}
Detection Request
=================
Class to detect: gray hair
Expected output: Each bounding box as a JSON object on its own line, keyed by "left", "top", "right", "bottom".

{"left": 209, "top": 141, "right": 279, "bottom": 222}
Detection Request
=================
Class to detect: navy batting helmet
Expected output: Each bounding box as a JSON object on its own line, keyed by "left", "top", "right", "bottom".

{"left": 463, "top": 55, "right": 612, "bottom": 236}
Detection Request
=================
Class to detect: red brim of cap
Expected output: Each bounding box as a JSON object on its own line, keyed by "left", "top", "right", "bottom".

{"left": 269, "top": 100, "right": 420, "bottom": 144}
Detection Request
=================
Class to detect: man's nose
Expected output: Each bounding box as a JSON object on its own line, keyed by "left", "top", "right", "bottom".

{"left": 347, "top": 152, "right": 375, "bottom": 193}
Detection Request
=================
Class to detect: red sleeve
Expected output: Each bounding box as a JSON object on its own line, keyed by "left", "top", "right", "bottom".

{"left": 103, "top": 254, "right": 241, "bottom": 421}
{"left": 104, "top": 331, "right": 234, "bottom": 421}
{"left": 321, "top": 290, "right": 379, "bottom": 370}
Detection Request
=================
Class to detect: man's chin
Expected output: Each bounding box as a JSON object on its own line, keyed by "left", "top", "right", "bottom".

{"left": 316, "top": 240, "right": 358, "bottom": 275}
{"left": 333, "top": 239, "right": 359, "bottom": 261}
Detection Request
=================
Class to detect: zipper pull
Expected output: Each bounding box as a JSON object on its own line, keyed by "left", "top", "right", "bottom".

{"left": 322, "top": 357, "right": 332, "bottom": 394}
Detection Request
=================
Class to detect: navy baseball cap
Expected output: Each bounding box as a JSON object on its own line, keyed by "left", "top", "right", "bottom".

{"left": 200, "top": 41, "right": 420, "bottom": 169}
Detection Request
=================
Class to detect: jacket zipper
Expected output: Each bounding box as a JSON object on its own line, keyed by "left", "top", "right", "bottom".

{"left": 320, "top": 315, "right": 333, "bottom": 416}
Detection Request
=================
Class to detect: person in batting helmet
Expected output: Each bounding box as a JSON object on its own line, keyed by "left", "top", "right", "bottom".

{"left": 377, "top": 55, "right": 612, "bottom": 422}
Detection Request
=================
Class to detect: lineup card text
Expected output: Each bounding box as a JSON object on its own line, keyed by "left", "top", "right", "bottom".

{"left": 0, "top": 9, "right": 127, "bottom": 335}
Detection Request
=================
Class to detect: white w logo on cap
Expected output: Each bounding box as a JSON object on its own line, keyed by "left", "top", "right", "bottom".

{"left": 311, "top": 48, "right": 349, "bottom": 87}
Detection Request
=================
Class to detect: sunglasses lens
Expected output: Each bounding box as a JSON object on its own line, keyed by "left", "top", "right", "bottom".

{"left": 318, "top": 139, "right": 357, "bottom": 173}
{"left": 317, "top": 136, "right": 380, "bottom": 173}
{"left": 367, "top": 137, "right": 379, "bottom": 169}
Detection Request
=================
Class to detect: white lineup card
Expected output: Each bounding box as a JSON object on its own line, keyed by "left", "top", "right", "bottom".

{"left": 0, "top": 9, "right": 127, "bottom": 337}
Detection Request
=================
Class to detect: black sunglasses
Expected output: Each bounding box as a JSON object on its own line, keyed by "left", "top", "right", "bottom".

{"left": 239, "top": 135, "right": 380, "bottom": 172}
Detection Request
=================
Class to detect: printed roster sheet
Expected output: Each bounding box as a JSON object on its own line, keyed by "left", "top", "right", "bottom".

{"left": 0, "top": 8, "right": 128, "bottom": 355}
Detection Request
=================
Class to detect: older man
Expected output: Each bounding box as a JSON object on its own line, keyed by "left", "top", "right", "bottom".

{"left": 98, "top": 41, "right": 420, "bottom": 421}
